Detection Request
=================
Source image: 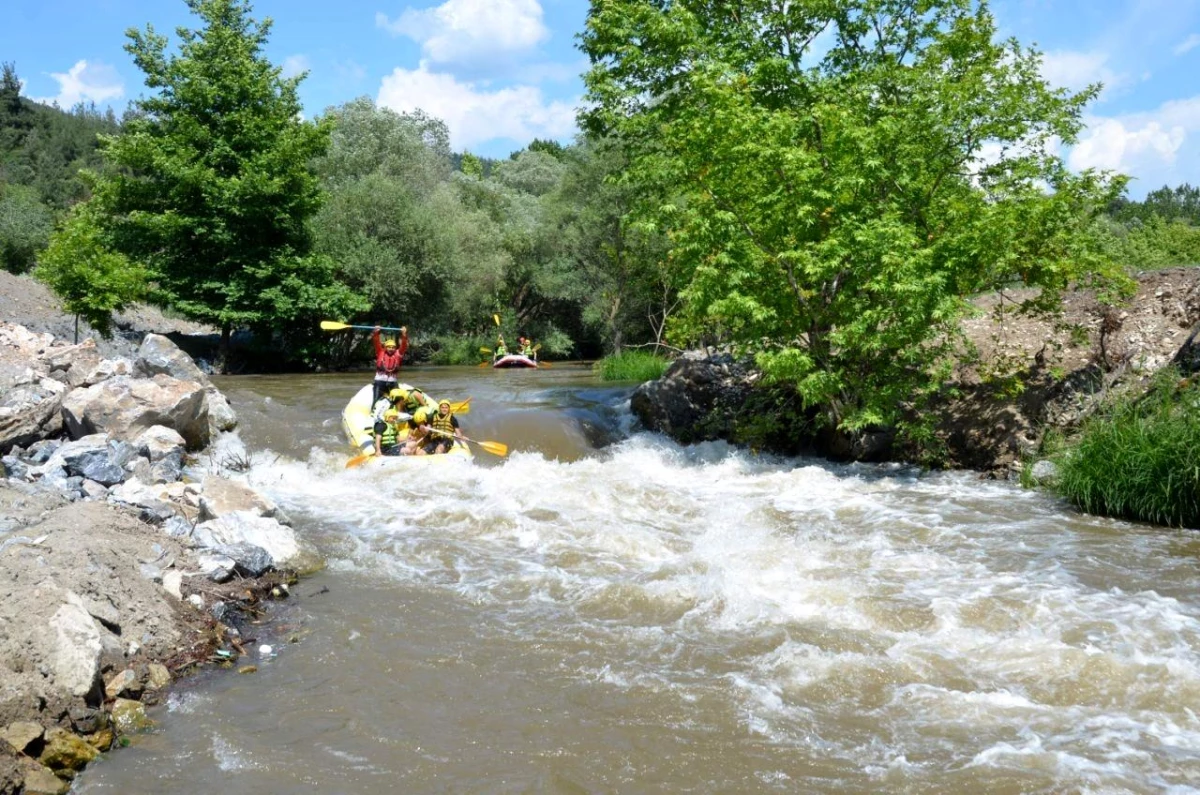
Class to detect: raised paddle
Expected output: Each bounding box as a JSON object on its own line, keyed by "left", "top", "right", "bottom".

{"left": 431, "top": 429, "right": 508, "bottom": 457}
{"left": 321, "top": 321, "right": 405, "bottom": 332}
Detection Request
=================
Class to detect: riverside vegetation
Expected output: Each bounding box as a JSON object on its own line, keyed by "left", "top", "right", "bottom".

{"left": 1, "top": 0, "right": 1199, "bottom": 529}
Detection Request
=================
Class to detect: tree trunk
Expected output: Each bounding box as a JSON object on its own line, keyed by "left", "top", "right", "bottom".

{"left": 73, "top": 314, "right": 79, "bottom": 345}
{"left": 218, "top": 323, "right": 232, "bottom": 374}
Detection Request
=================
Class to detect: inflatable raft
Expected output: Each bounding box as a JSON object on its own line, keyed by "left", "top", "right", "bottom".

{"left": 341, "top": 383, "right": 472, "bottom": 463}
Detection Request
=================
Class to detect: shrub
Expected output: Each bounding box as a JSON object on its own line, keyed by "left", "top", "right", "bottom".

{"left": 1053, "top": 369, "right": 1200, "bottom": 527}
{"left": 593, "top": 350, "right": 669, "bottom": 382}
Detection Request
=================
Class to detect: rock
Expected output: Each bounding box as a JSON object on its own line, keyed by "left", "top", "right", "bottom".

{"left": 162, "top": 570, "right": 184, "bottom": 599}
{"left": 134, "top": 425, "right": 186, "bottom": 463}
{"left": 60, "top": 374, "right": 211, "bottom": 449}
{"left": 109, "top": 699, "right": 152, "bottom": 734}
{"left": 1, "top": 721, "right": 44, "bottom": 754}
{"left": 214, "top": 542, "right": 274, "bottom": 577}
{"left": 630, "top": 351, "right": 756, "bottom": 444}
{"left": 187, "top": 593, "right": 205, "bottom": 610}
{"left": 238, "top": 665, "right": 258, "bottom": 674}
{"left": 68, "top": 706, "right": 106, "bottom": 735}
{"left": 205, "top": 386, "right": 238, "bottom": 434}
{"left": 2, "top": 454, "right": 29, "bottom": 480}
{"left": 135, "top": 333, "right": 209, "bottom": 384}
{"left": 107, "top": 479, "right": 199, "bottom": 524}
{"left": 82, "top": 357, "right": 134, "bottom": 386}
{"left": 198, "top": 475, "right": 281, "bottom": 522}
{"left": 85, "top": 728, "right": 114, "bottom": 752}
{"left": 0, "top": 381, "right": 64, "bottom": 456}
{"left": 192, "top": 511, "right": 303, "bottom": 568}
{"left": 1030, "top": 459, "right": 1059, "bottom": 485}
{"left": 80, "top": 479, "right": 109, "bottom": 500}
{"left": 21, "top": 763, "right": 69, "bottom": 795}
{"left": 48, "top": 599, "right": 102, "bottom": 699}
{"left": 150, "top": 456, "right": 183, "bottom": 485}
{"left": 146, "top": 663, "right": 171, "bottom": 691}
{"left": 26, "top": 438, "right": 62, "bottom": 464}
{"left": 38, "top": 727, "right": 99, "bottom": 773}
{"left": 104, "top": 669, "right": 140, "bottom": 700}
{"left": 41, "top": 339, "right": 103, "bottom": 388}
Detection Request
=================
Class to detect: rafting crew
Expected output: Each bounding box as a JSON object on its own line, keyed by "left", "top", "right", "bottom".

{"left": 372, "top": 325, "right": 408, "bottom": 404}
{"left": 517, "top": 336, "right": 535, "bottom": 358}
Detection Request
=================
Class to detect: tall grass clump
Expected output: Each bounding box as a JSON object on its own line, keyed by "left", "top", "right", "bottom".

{"left": 1054, "top": 369, "right": 1200, "bottom": 528}
{"left": 593, "top": 350, "right": 670, "bottom": 382}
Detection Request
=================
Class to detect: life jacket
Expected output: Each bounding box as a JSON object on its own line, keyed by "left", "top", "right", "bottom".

{"left": 403, "top": 390, "right": 437, "bottom": 414}
{"left": 519, "top": 342, "right": 533, "bottom": 356}
{"left": 379, "top": 420, "right": 401, "bottom": 447}
{"left": 495, "top": 343, "right": 508, "bottom": 356}
{"left": 376, "top": 348, "right": 402, "bottom": 378}
{"left": 431, "top": 410, "right": 455, "bottom": 435}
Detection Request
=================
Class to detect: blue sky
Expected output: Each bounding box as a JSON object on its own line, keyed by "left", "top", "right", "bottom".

{"left": 2, "top": 0, "right": 1199, "bottom": 195}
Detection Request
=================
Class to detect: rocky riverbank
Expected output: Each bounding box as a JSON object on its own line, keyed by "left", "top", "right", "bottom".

{"left": 0, "top": 322, "right": 319, "bottom": 794}
{"left": 632, "top": 267, "right": 1200, "bottom": 476}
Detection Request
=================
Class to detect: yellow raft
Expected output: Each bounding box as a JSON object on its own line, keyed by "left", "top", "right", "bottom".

{"left": 341, "top": 383, "right": 473, "bottom": 462}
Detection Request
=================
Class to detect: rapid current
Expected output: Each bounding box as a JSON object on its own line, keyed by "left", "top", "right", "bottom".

{"left": 75, "top": 366, "right": 1200, "bottom": 793}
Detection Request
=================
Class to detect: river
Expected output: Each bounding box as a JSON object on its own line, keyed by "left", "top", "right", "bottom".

{"left": 74, "top": 365, "right": 1200, "bottom": 793}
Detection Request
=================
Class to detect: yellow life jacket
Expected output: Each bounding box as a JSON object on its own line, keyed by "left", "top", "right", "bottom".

{"left": 431, "top": 410, "right": 455, "bottom": 435}
{"left": 379, "top": 420, "right": 401, "bottom": 447}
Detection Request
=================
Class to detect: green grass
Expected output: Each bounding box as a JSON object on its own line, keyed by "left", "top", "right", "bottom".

{"left": 593, "top": 350, "right": 670, "bottom": 382}
{"left": 1053, "top": 368, "right": 1200, "bottom": 528}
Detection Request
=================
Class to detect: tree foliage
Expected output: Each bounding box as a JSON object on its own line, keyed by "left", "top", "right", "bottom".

{"left": 34, "top": 204, "right": 147, "bottom": 338}
{"left": 0, "top": 182, "right": 53, "bottom": 273}
{"left": 582, "top": 0, "right": 1128, "bottom": 430}
{"left": 83, "top": 0, "right": 363, "bottom": 366}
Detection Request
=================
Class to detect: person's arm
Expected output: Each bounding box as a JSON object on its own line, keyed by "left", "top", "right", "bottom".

{"left": 397, "top": 326, "right": 409, "bottom": 362}
{"left": 452, "top": 415, "right": 464, "bottom": 438}
{"left": 373, "top": 326, "right": 383, "bottom": 357}
{"left": 373, "top": 420, "right": 385, "bottom": 455}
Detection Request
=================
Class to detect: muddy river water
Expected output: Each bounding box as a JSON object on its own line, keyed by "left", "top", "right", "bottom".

{"left": 74, "top": 365, "right": 1200, "bottom": 793}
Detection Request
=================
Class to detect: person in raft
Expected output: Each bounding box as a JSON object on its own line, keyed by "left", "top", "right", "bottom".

{"left": 394, "top": 385, "right": 438, "bottom": 416}
{"left": 494, "top": 335, "right": 509, "bottom": 359}
{"left": 372, "top": 325, "right": 408, "bottom": 405}
{"left": 372, "top": 387, "right": 410, "bottom": 424}
{"left": 401, "top": 408, "right": 435, "bottom": 456}
{"left": 518, "top": 336, "right": 534, "bottom": 357}
{"left": 374, "top": 409, "right": 405, "bottom": 457}
{"left": 428, "top": 399, "right": 464, "bottom": 454}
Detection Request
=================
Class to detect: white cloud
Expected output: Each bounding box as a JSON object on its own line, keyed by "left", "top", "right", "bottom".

{"left": 281, "top": 54, "right": 311, "bottom": 79}
{"left": 376, "top": 0, "right": 549, "bottom": 66}
{"left": 1067, "top": 97, "right": 1200, "bottom": 191}
{"left": 37, "top": 60, "right": 123, "bottom": 107}
{"left": 377, "top": 64, "right": 575, "bottom": 149}
{"left": 1040, "top": 50, "right": 1130, "bottom": 99}
{"left": 1174, "top": 33, "right": 1200, "bottom": 56}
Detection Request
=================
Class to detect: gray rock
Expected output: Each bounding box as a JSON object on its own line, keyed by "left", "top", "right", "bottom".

{"left": 192, "top": 512, "right": 302, "bottom": 567}
{"left": 2, "top": 454, "right": 29, "bottom": 480}
{"left": 48, "top": 597, "right": 102, "bottom": 698}
{"left": 80, "top": 479, "right": 109, "bottom": 500}
{"left": 134, "top": 425, "right": 186, "bottom": 463}
{"left": 135, "top": 334, "right": 209, "bottom": 384}
{"left": 60, "top": 374, "right": 211, "bottom": 449}
{"left": 150, "top": 456, "right": 183, "bottom": 484}
{"left": 27, "top": 438, "right": 62, "bottom": 464}
{"left": 205, "top": 386, "right": 238, "bottom": 434}
{"left": 0, "top": 381, "right": 65, "bottom": 456}
{"left": 161, "top": 516, "right": 194, "bottom": 538}
{"left": 214, "top": 542, "right": 274, "bottom": 577}
{"left": 1030, "top": 459, "right": 1060, "bottom": 486}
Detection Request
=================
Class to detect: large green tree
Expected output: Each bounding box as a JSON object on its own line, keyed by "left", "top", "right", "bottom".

{"left": 86, "top": 0, "right": 361, "bottom": 367}
{"left": 582, "top": 0, "right": 1127, "bottom": 432}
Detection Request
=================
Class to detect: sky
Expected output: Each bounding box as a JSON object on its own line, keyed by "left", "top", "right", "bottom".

{"left": 2, "top": 0, "right": 1199, "bottom": 196}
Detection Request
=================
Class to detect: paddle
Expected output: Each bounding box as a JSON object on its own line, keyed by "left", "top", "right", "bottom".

{"left": 431, "top": 428, "right": 508, "bottom": 457}
{"left": 321, "top": 321, "right": 405, "bottom": 332}
{"left": 493, "top": 314, "right": 501, "bottom": 327}
{"left": 345, "top": 452, "right": 374, "bottom": 469}
{"left": 449, "top": 398, "right": 471, "bottom": 414}
{"left": 480, "top": 347, "right": 492, "bottom": 354}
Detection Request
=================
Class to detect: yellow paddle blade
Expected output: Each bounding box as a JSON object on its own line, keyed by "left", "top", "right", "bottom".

{"left": 479, "top": 347, "right": 492, "bottom": 354}
{"left": 493, "top": 314, "right": 500, "bottom": 326}
{"left": 532, "top": 343, "right": 541, "bottom": 352}
{"left": 477, "top": 439, "right": 508, "bottom": 457}
{"left": 345, "top": 453, "right": 374, "bottom": 469}
{"left": 450, "top": 399, "right": 471, "bottom": 414}
{"left": 321, "top": 320, "right": 350, "bottom": 331}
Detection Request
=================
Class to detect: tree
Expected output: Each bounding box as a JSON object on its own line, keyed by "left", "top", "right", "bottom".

{"left": 85, "top": 0, "right": 362, "bottom": 368}
{"left": 35, "top": 204, "right": 146, "bottom": 340}
{"left": 582, "top": 0, "right": 1128, "bottom": 433}
{"left": 0, "top": 182, "right": 53, "bottom": 273}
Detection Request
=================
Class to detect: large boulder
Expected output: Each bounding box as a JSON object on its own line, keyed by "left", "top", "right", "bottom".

{"left": 191, "top": 511, "right": 304, "bottom": 568}
{"left": 47, "top": 595, "right": 103, "bottom": 700}
{"left": 60, "top": 374, "right": 210, "bottom": 449}
{"left": 0, "top": 378, "right": 66, "bottom": 455}
{"left": 135, "top": 333, "right": 208, "bottom": 384}
{"left": 40, "top": 435, "right": 128, "bottom": 487}
{"left": 40, "top": 339, "right": 104, "bottom": 389}
{"left": 205, "top": 387, "right": 238, "bottom": 434}
{"left": 198, "top": 475, "right": 283, "bottom": 523}
{"left": 630, "top": 351, "right": 757, "bottom": 443}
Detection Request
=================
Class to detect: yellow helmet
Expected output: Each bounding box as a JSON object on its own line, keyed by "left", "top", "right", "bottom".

{"left": 383, "top": 338, "right": 397, "bottom": 350}
{"left": 383, "top": 409, "right": 399, "bottom": 421}
{"left": 388, "top": 387, "right": 405, "bottom": 400}
{"left": 438, "top": 399, "right": 451, "bottom": 410}
{"left": 413, "top": 408, "right": 429, "bottom": 424}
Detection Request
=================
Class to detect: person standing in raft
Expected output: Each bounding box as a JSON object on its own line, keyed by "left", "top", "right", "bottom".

{"left": 372, "top": 325, "right": 408, "bottom": 404}
{"left": 429, "top": 399, "right": 463, "bottom": 454}
{"left": 374, "top": 409, "right": 405, "bottom": 457}
{"left": 494, "top": 335, "right": 508, "bottom": 359}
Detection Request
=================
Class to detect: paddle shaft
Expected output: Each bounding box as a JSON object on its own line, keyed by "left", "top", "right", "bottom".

{"left": 321, "top": 321, "right": 405, "bottom": 332}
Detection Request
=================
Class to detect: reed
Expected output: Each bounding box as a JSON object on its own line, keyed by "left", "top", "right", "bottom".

{"left": 593, "top": 350, "right": 670, "bottom": 382}
{"left": 1054, "top": 369, "right": 1200, "bottom": 528}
